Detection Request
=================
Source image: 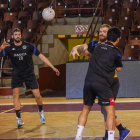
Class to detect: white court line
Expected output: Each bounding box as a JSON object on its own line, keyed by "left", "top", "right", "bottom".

{"left": 0, "top": 100, "right": 140, "bottom": 106}
{"left": 0, "top": 108, "right": 15, "bottom": 114}
{"left": 0, "top": 106, "right": 23, "bottom": 114}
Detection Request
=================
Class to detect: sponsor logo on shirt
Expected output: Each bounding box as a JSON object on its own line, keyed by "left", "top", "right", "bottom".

{"left": 14, "top": 53, "right": 27, "bottom": 60}
{"left": 101, "top": 47, "right": 107, "bottom": 50}
{"left": 14, "top": 53, "right": 27, "bottom": 57}
{"left": 22, "top": 45, "right": 26, "bottom": 49}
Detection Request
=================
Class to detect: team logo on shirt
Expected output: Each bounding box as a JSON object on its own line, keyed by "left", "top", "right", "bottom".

{"left": 22, "top": 45, "right": 26, "bottom": 49}
{"left": 109, "top": 98, "right": 115, "bottom": 105}
{"left": 12, "top": 48, "right": 16, "bottom": 50}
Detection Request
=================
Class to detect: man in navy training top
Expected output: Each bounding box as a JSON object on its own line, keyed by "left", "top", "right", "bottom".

{"left": 0, "top": 28, "right": 60, "bottom": 128}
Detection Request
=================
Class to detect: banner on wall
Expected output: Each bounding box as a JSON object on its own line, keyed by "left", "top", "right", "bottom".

{"left": 75, "top": 25, "right": 88, "bottom": 35}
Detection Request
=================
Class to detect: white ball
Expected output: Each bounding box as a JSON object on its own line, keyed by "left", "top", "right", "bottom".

{"left": 42, "top": 7, "right": 55, "bottom": 21}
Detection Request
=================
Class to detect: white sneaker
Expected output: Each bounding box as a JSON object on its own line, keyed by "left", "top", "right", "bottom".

{"left": 75, "top": 136, "right": 82, "bottom": 140}
{"left": 16, "top": 117, "right": 24, "bottom": 128}
{"left": 38, "top": 110, "right": 46, "bottom": 124}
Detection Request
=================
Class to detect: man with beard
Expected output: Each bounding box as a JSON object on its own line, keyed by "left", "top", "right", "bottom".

{"left": 0, "top": 28, "right": 60, "bottom": 128}
{"left": 70, "top": 25, "right": 130, "bottom": 140}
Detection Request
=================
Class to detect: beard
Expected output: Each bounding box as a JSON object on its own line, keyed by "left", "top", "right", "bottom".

{"left": 99, "top": 36, "right": 107, "bottom": 42}
{"left": 13, "top": 38, "right": 21, "bottom": 43}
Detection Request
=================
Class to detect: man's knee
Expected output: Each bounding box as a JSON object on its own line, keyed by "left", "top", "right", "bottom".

{"left": 34, "top": 93, "right": 41, "bottom": 99}
{"left": 13, "top": 90, "right": 20, "bottom": 99}
{"left": 104, "top": 105, "right": 115, "bottom": 114}
{"left": 32, "top": 89, "right": 41, "bottom": 98}
{"left": 83, "top": 105, "right": 92, "bottom": 114}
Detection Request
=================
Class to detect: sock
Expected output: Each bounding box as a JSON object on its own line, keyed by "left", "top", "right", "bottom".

{"left": 108, "top": 130, "right": 115, "bottom": 140}
{"left": 76, "top": 125, "right": 84, "bottom": 138}
{"left": 38, "top": 104, "right": 43, "bottom": 112}
{"left": 116, "top": 123, "right": 125, "bottom": 131}
{"left": 15, "top": 110, "right": 21, "bottom": 118}
{"left": 105, "top": 130, "right": 108, "bottom": 138}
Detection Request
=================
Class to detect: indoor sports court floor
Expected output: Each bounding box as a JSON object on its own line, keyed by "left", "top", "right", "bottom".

{"left": 0, "top": 98, "right": 140, "bottom": 140}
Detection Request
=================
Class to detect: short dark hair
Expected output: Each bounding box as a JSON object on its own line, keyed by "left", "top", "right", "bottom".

{"left": 107, "top": 27, "right": 121, "bottom": 42}
{"left": 12, "top": 28, "right": 21, "bottom": 35}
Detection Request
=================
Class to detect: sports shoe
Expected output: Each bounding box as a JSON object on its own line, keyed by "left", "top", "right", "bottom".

{"left": 16, "top": 117, "right": 24, "bottom": 128}
{"left": 102, "top": 137, "right": 108, "bottom": 140}
{"left": 38, "top": 110, "right": 46, "bottom": 124}
{"left": 75, "top": 136, "right": 82, "bottom": 140}
{"left": 119, "top": 128, "right": 131, "bottom": 140}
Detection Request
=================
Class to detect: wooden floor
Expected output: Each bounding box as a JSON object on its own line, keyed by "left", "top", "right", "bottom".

{"left": 0, "top": 97, "right": 140, "bottom": 140}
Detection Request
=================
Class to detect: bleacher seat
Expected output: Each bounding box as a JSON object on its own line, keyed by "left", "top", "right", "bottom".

{"left": 4, "top": 12, "right": 17, "bottom": 22}
{"left": 108, "top": 0, "right": 122, "bottom": 8}
{"left": 120, "top": 8, "right": 135, "bottom": 17}
{"left": 22, "top": 28, "right": 35, "bottom": 42}
{"left": 105, "top": 8, "right": 120, "bottom": 19}
{"left": 37, "top": 2, "right": 50, "bottom": 11}
{"left": 27, "top": 19, "right": 39, "bottom": 30}
{"left": 18, "top": 11, "right": 31, "bottom": 21}
{"left": 122, "top": 0, "right": 138, "bottom": 8}
{"left": 134, "top": 8, "right": 140, "bottom": 24}
{"left": 0, "top": 0, "right": 8, "bottom": 4}
{"left": 2, "top": 59, "right": 13, "bottom": 76}
{"left": 9, "top": 0, "right": 22, "bottom": 12}
{"left": 23, "top": 0, "right": 37, "bottom": 11}
{"left": 117, "top": 16, "right": 133, "bottom": 27}
{"left": 123, "top": 45, "right": 139, "bottom": 60}
{"left": 12, "top": 20, "right": 26, "bottom": 30}
{"left": 6, "top": 29, "right": 13, "bottom": 43}
{"left": 32, "top": 11, "right": 42, "bottom": 23}
{"left": 103, "top": 17, "right": 117, "bottom": 26}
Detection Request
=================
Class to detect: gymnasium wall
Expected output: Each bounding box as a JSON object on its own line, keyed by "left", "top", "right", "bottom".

{"left": 45, "top": 38, "right": 68, "bottom": 66}
{"left": 66, "top": 61, "right": 140, "bottom": 98}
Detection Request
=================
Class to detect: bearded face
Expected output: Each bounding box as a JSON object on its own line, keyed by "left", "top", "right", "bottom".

{"left": 12, "top": 31, "right": 21, "bottom": 43}
{"left": 99, "top": 27, "right": 109, "bottom": 42}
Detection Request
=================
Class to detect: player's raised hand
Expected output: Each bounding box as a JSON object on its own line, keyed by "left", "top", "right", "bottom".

{"left": 70, "top": 47, "right": 80, "bottom": 60}
{"left": 53, "top": 68, "right": 60, "bottom": 76}
{"left": 0, "top": 42, "right": 10, "bottom": 50}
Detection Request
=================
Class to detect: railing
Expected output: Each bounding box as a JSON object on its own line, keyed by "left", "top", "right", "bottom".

{"left": 82, "top": 0, "right": 103, "bottom": 59}
{"left": 31, "top": 0, "right": 55, "bottom": 52}
{"left": 31, "top": 0, "right": 103, "bottom": 54}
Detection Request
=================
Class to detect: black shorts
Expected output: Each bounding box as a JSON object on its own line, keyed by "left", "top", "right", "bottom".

{"left": 83, "top": 76, "right": 115, "bottom": 106}
{"left": 11, "top": 71, "right": 38, "bottom": 90}
{"left": 111, "top": 77, "right": 119, "bottom": 100}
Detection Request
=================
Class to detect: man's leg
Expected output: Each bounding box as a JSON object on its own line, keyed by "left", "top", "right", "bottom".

{"left": 13, "top": 87, "right": 24, "bottom": 128}
{"left": 75, "top": 105, "right": 92, "bottom": 139}
{"left": 104, "top": 105, "right": 115, "bottom": 140}
{"left": 32, "top": 89, "right": 46, "bottom": 124}
{"left": 32, "top": 89, "right": 42, "bottom": 106}
{"left": 101, "top": 106, "right": 130, "bottom": 140}
{"left": 13, "top": 87, "right": 21, "bottom": 112}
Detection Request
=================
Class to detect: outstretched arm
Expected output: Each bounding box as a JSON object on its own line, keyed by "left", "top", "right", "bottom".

{"left": 38, "top": 53, "right": 60, "bottom": 76}
{"left": 70, "top": 43, "right": 91, "bottom": 60}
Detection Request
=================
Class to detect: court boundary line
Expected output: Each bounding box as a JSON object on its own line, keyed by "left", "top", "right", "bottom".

{"left": 0, "top": 99, "right": 140, "bottom": 106}
{"left": 0, "top": 106, "right": 23, "bottom": 114}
